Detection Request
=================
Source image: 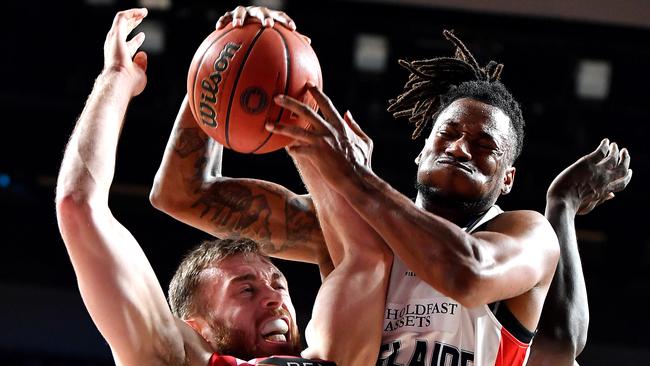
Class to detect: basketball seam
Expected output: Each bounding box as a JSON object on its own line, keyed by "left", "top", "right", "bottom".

{"left": 250, "top": 27, "right": 291, "bottom": 154}
{"left": 224, "top": 25, "right": 266, "bottom": 150}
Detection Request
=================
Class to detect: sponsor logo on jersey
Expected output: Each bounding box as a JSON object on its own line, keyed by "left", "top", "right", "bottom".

{"left": 378, "top": 340, "right": 473, "bottom": 366}
{"left": 384, "top": 300, "right": 459, "bottom": 332}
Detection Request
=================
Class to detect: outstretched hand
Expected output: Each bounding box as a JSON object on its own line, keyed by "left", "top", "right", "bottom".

{"left": 547, "top": 138, "right": 632, "bottom": 215}
{"left": 268, "top": 85, "right": 374, "bottom": 187}
{"left": 103, "top": 8, "right": 148, "bottom": 97}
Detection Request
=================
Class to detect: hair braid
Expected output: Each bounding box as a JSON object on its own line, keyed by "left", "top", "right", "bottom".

{"left": 387, "top": 29, "right": 505, "bottom": 139}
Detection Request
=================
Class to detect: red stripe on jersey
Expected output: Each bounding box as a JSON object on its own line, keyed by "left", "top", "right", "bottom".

{"left": 493, "top": 326, "right": 531, "bottom": 366}
{"left": 209, "top": 353, "right": 244, "bottom": 366}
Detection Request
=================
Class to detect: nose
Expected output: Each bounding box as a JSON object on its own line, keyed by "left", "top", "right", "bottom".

{"left": 260, "top": 285, "right": 283, "bottom": 309}
{"left": 445, "top": 136, "right": 472, "bottom": 161}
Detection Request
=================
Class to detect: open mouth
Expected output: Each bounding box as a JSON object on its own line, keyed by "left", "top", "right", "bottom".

{"left": 260, "top": 317, "right": 289, "bottom": 343}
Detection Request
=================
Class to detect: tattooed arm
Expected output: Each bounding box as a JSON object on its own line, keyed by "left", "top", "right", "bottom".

{"left": 150, "top": 96, "right": 328, "bottom": 265}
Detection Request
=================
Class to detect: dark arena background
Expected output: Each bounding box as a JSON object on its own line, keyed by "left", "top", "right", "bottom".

{"left": 1, "top": 0, "right": 649, "bottom": 364}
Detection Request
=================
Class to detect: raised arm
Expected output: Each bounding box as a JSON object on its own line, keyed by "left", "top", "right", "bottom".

{"left": 270, "top": 87, "right": 560, "bottom": 315}
{"left": 55, "top": 9, "right": 210, "bottom": 366}
{"left": 150, "top": 4, "right": 326, "bottom": 265}
{"left": 149, "top": 95, "right": 328, "bottom": 265}
{"left": 528, "top": 139, "right": 632, "bottom": 366}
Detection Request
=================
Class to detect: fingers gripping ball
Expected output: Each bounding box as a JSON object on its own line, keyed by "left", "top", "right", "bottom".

{"left": 187, "top": 22, "right": 322, "bottom": 154}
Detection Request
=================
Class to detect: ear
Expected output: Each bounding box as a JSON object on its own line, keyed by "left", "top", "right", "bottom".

{"left": 415, "top": 151, "right": 423, "bottom": 165}
{"left": 501, "top": 166, "right": 516, "bottom": 195}
{"left": 184, "top": 317, "right": 215, "bottom": 343}
{"left": 415, "top": 138, "right": 429, "bottom": 165}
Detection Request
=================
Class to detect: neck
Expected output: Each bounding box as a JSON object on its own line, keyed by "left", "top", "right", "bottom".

{"left": 415, "top": 184, "right": 494, "bottom": 227}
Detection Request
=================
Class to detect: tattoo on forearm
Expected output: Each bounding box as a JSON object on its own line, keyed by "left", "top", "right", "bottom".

{"left": 192, "top": 181, "right": 272, "bottom": 241}
{"left": 194, "top": 157, "right": 208, "bottom": 182}
{"left": 174, "top": 128, "right": 207, "bottom": 158}
{"left": 285, "top": 197, "right": 320, "bottom": 243}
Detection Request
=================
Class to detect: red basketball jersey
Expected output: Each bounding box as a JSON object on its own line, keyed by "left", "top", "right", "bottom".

{"left": 208, "top": 353, "right": 336, "bottom": 366}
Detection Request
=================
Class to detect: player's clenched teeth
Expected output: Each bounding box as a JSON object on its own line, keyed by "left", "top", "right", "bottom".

{"left": 261, "top": 318, "right": 289, "bottom": 342}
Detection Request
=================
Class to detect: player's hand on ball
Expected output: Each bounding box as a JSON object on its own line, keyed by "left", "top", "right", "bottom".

{"left": 342, "top": 110, "right": 373, "bottom": 169}
{"left": 268, "top": 85, "right": 372, "bottom": 186}
{"left": 103, "top": 8, "right": 148, "bottom": 97}
{"left": 216, "top": 5, "right": 296, "bottom": 30}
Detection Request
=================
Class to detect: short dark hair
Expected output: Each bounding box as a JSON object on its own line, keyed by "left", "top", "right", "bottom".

{"left": 168, "top": 238, "right": 267, "bottom": 319}
{"left": 388, "top": 30, "right": 525, "bottom": 163}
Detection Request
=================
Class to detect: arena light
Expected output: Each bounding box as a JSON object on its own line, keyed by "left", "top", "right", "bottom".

{"left": 354, "top": 33, "right": 389, "bottom": 73}
{"left": 84, "top": 0, "right": 115, "bottom": 5}
{"left": 576, "top": 59, "right": 611, "bottom": 100}
{"left": 0, "top": 173, "right": 10, "bottom": 188}
{"left": 137, "top": 20, "right": 166, "bottom": 55}
{"left": 137, "top": 0, "right": 172, "bottom": 11}
{"left": 251, "top": 0, "right": 285, "bottom": 10}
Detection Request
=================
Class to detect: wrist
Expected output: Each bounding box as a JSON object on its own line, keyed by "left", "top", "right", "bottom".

{"left": 545, "top": 196, "right": 579, "bottom": 217}
{"left": 98, "top": 67, "right": 140, "bottom": 95}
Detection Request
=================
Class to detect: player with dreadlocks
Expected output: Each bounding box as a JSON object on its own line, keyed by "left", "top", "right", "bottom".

{"left": 386, "top": 30, "right": 633, "bottom": 366}
{"left": 269, "top": 28, "right": 562, "bottom": 365}
{"left": 269, "top": 28, "right": 632, "bottom": 365}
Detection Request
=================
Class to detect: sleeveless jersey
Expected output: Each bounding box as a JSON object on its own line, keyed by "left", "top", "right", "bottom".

{"left": 379, "top": 205, "right": 533, "bottom": 366}
{"left": 208, "top": 354, "right": 336, "bottom": 366}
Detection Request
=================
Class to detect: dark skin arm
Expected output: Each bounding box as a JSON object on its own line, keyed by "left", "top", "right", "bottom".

{"left": 269, "top": 87, "right": 560, "bottom": 331}
{"left": 528, "top": 139, "right": 632, "bottom": 366}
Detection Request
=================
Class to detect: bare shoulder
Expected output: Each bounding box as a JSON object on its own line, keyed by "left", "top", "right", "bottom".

{"left": 489, "top": 209, "right": 554, "bottom": 231}
{"left": 484, "top": 209, "right": 560, "bottom": 253}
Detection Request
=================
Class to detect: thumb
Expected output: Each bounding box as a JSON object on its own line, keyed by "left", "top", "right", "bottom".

{"left": 344, "top": 110, "right": 369, "bottom": 141}
{"left": 584, "top": 138, "right": 609, "bottom": 164}
{"left": 133, "top": 51, "right": 148, "bottom": 72}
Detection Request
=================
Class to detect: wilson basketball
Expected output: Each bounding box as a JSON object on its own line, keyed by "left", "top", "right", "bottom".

{"left": 187, "top": 22, "right": 322, "bottom": 154}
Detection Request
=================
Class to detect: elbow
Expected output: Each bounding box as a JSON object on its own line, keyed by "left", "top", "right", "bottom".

{"left": 55, "top": 192, "right": 95, "bottom": 233}
{"left": 573, "top": 312, "right": 589, "bottom": 356}
{"left": 149, "top": 174, "right": 196, "bottom": 217}
{"left": 56, "top": 188, "right": 93, "bottom": 217}
{"left": 148, "top": 178, "right": 165, "bottom": 210}
{"left": 149, "top": 178, "right": 175, "bottom": 214}
{"left": 447, "top": 265, "right": 485, "bottom": 308}
{"left": 536, "top": 304, "right": 589, "bottom": 359}
{"left": 422, "top": 255, "right": 484, "bottom": 308}
{"left": 434, "top": 240, "right": 486, "bottom": 307}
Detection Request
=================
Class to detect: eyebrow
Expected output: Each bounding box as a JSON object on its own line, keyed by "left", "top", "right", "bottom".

{"left": 478, "top": 131, "right": 497, "bottom": 143}
{"left": 439, "top": 121, "right": 497, "bottom": 141}
{"left": 230, "top": 271, "right": 286, "bottom": 283}
{"left": 231, "top": 273, "right": 257, "bottom": 283}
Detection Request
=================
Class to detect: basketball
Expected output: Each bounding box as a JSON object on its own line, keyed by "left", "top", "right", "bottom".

{"left": 187, "top": 22, "right": 322, "bottom": 154}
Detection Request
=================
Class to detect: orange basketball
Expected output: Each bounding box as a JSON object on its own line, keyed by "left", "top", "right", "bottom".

{"left": 187, "top": 22, "right": 322, "bottom": 154}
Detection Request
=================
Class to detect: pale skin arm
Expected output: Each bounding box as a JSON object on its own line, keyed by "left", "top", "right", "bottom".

{"left": 150, "top": 4, "right": 326, "bottom": 264}
{"left": 270, "top": 87, "right": 560, "bottom": 317}
{"left": 55, "top": 9, "right": 211, "bottom": 366}
{"left": 528, "top": 139, "right": 632, "bottom": 366}
{"left": 150, "top": 78, "right": 390, "bottom": 366}
{"left": 294, "top": 111, "right": 392, "bottom": 366}
{"left": 154, "top": 6, "right": 391, "bottom": 364}
{"left": 149, "top": 96, "right": 328, "bottom": 265}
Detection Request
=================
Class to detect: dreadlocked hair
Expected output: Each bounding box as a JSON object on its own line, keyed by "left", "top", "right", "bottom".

{"left": 387, "top": 29, "right": 525, "bottom": 162}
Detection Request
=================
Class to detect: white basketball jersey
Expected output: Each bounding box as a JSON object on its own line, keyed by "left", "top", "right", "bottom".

{"left": 379, "top": 205, "right": 532, "bottom": 366}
